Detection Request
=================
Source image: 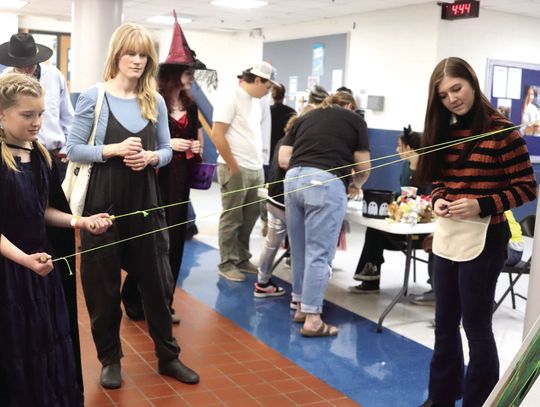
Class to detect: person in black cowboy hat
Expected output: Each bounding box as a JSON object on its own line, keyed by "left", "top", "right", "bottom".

{"left": 0, "top": 32, "right": 74, "bottom": 181}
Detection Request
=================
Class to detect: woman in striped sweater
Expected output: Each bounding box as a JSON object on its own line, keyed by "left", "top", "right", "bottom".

{"left": 417, "top": 57, "right": 536, "bottom": 407}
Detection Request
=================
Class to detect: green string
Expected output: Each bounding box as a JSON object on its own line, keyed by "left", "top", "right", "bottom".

{"left": 52, "top": 121, "right": 534, "bottom": 265}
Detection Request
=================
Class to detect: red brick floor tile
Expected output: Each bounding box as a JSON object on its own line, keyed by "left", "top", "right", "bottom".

{"left": 181, "top": 390, "right": 221, "bottom": 405}
{"left": 296, "top": 375, "right": 329, "bottom": 389}
{"left": 243, "top": 383, "right": 281, "bottom": 399}
{"left": 116, "top": 399, "right": 153, "bottom": 407}
{"left": 257, "top": 394, "right": 298, "bottom": 407}
{"left": 228, "top": 372, "right": 265, "bottom": 387}
{"left": 211, "top": 386, "right": 252, "bottom": 402}
{"left": 78, "top": 276, "right": 360, "bottom": 407}
{"left": 83, "top": 390, "right": 114, "bottom": 407}
{"left": 106, "top": 387, "right": 146, "bottom": 403}
{"left": 260, "top": 368, "right": 292, "bottom": 382}
{"left": 140, "top": 383, "right": 177, "bottom": 399}
{"left": 150, "top": 395, "right": 190, "bottom": 407}
{"left": 270, "top": 378, "right": 309, "bottom": 394}
{"left": 312, "top": 385, "right": 349, "bottom": 400}
{"left": 216, "top": 362, "right": 253, "bottom": 375}
{"left": 285, "top": 389, "right": 325, "bottom": 405}
{"left": 223, "top": 397, "right": 264, "bottom": 407}
{"left": 201, "top": 375, "right": 236, "bottom": 390}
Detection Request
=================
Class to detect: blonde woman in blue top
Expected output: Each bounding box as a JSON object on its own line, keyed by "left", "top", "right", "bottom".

{"left": 67, "top": 23, "right": 199, "bottom": 389}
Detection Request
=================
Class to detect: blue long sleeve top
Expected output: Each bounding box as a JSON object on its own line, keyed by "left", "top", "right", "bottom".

{"left": 66, "top": 85, "right": 172, "bottom": 168}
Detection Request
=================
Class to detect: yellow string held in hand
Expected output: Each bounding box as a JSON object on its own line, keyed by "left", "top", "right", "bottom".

{"left": 52, "top": 121, "right": 535, "bottom": 267}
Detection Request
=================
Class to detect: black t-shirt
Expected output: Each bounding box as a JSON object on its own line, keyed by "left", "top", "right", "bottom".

{"left": 270, "top": 103, "right": 296, "bottom": 160}
{"left": 282, "top": 105, "right": 369, "bottom": 187}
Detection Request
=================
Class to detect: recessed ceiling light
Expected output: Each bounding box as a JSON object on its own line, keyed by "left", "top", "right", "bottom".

{"left": 0, "top": 0, "right": 28, "bottom": 9}
{"left": 146, "top": 15, "right": 192, "bottom": 25}
{"left": 210, "top": 0, "right": 268, "bottom": 9}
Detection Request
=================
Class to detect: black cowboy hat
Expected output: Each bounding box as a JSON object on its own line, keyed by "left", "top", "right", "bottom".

{"left": 0, "top": 33, "right": 53, "bottom": 68}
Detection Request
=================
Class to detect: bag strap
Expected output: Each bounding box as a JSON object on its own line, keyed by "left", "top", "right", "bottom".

{"left": 87, "top": 82, "right": 106, "bottom": 146}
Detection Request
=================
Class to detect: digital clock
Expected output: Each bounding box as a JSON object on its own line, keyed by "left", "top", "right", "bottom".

{"left": 441, "top": 1, "right": 480, "bottom": 20}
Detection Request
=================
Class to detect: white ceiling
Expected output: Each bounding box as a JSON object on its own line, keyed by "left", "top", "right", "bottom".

{"left": 4, "top": 0, "right": 540, "bottom": 32}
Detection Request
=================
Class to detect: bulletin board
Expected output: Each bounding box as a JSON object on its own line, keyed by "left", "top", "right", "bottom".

{"left": 486, "top": 59, "right": 540, "bottom": 163}
{"left": 263, "top": 33, "right": 348, "bottom": 110}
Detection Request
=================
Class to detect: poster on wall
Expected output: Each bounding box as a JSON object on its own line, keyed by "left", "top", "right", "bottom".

{"left": 497, "top": 98, "right": 512, "bottom": 119}
{"left": 487, "top": 60, "right": 540, "bottom": 163}
{"left": 521, "top": 85, "right": 540, "bottom": 136}
{"left": 312, "top": 43, "right": 324, "bottom": 77}
{"left": 295, "top": 91, "right": 308, "bottom": 112}
{"left": 332, "top": 69, "right": 343, "bottom": 91}
{"left": 507, "top": 68, "right": 523, "bottom": 100}
{"left": 288, "top": 76, "right": 298, "bottom": 102}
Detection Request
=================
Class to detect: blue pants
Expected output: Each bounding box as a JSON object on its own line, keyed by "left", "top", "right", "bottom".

{"left": 429, "top": 237, "right": 507, "bottom": 407}
{"left": 284, "top": 166, "right": 347, "bottom": 314}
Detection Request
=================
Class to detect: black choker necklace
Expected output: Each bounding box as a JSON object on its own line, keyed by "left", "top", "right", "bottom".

{"left": 5, "top": 143, "right": 33, "bottom": 152}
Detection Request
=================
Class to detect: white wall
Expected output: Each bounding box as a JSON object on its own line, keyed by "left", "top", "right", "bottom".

{"left": 19, "top": 15, "right": 72, "bottom": 34}
{"left": 436, "top": 8, "right": 540, "bottom": 91}
{"left": 157, "top": 28, "right": 263, "bottom": 106}
{"left": 0, "top": 13, "right": 19, "bottom": 44}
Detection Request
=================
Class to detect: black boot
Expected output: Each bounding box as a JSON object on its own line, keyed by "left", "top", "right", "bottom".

{"left": 158, "top": 359, "right": 199, "bottom": 384}
{"left": 100, "top": 363, "right": 121, "bottom": 389}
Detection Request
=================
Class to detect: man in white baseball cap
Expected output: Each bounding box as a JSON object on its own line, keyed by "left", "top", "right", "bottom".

{"left": 210, "top": 61, "right": 277, "bottom": 282}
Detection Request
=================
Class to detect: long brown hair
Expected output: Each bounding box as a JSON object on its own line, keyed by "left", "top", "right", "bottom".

{"left": 0, "top": 73, "right": 50, "bottom": 171}
{"left": 103, "top": 23, "right": 159, "bottom": 123}
{"left": 417, "top": 57, "right": 501, "bottom": 184}
{"left": 157, "top": 64, "right": 194, "bottom": 113}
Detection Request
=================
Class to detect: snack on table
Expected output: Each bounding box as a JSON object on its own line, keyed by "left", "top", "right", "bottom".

{"left": 387, "top": 193, "right": 434, "bottom": 224}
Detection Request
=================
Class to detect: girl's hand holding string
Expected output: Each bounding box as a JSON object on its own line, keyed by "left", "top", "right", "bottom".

{"left": 171, "top": 138, "right": 192, "bottom": 152}
{"left": 435, "top": 198, "right": 481, "bottom": 219}
{"left": 446, "top": 198, "right": 481, "bottom": 219}
{"left": 124, "top": 149, "right": 158, "bottom": 171}
{"left": 26, "top": 252, "right": 53, "bottom": 276}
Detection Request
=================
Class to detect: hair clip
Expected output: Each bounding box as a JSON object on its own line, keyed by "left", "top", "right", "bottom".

{"left": 403, "top": 124, "right": 412, "bottom": 136}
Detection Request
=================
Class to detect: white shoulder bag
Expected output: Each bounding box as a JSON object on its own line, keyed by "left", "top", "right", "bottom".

{"left": 62, "top": 83, "right": 105, "bottom": 216}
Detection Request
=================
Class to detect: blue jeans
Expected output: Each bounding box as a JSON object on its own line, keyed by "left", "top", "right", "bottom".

{"left": 429, "top": 236, "right": 507, "bottom": 407}
{"left": 284, "top": 166, "right": 347, "bottom": 314}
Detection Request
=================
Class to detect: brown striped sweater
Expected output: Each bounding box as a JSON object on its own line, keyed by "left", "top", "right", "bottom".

{"left": 432, "top": 120, "right": 537, "bottom": 225}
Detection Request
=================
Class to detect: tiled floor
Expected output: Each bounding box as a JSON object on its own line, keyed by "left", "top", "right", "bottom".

{"left": 79, "top": 273, "right": 359, "bottom": 406}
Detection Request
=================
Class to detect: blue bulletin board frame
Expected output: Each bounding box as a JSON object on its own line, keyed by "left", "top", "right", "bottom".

{"left": 486, "top": 59, "right": 540, "bottom": 163}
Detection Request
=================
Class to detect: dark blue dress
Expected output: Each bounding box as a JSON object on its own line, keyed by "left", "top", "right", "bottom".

{"left": 0, "top": 156, "right": 83, "bottom": 406}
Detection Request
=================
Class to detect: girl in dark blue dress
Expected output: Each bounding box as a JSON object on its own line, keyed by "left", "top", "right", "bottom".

{"left": 0, "top": 73, "right": 111, "bottom": 406}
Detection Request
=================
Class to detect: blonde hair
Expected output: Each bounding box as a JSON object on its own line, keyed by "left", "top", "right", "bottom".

{"left": 283, "top": 104, "right": 315, "bottom": 134}
{"left": 0, "top": 73, "right": 50, "bottom": 171}
{"left": 103, "top": 23, "right": 159, "bottom": 123}
{"left": 319, "top": 91, "right": 357, "bottom": 110}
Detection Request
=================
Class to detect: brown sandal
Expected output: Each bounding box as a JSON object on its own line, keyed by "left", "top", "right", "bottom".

{"left": 300, "top": 322, "right": 338, "bottom": 337}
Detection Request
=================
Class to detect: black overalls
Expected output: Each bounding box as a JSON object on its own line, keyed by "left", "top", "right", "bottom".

{"left": 80, "top": 96, "right": 180, "bottom": 366}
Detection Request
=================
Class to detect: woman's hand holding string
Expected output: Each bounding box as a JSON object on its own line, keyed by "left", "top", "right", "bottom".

{"left": 78, "top": 213, "right": 114, "bottom": 234}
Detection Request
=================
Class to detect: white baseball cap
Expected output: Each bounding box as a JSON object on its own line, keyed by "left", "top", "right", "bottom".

{"left": 238, "top": 61, "right": 278, "bottom": 85}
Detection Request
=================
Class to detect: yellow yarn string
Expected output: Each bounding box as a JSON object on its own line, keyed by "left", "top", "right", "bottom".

{"left": 52, "top": 121, "right": 534, "bottom": 264}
